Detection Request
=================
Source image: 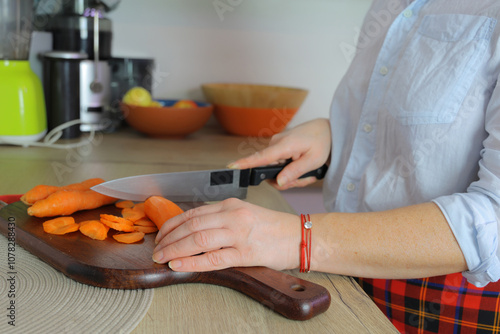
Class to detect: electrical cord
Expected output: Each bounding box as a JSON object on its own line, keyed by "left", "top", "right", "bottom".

{"left": 0, "top": 119, "right": 97, "bottom": 149}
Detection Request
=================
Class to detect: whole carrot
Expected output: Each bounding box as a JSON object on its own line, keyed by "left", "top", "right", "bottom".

{"left": 27, "top": 189, "right": 117, "bottom": 217}
{"left": 21, "top": 178, "right": 105, "bottom": 205}
{"left": 21, "top": 185, "right": 59, "bottom": 205}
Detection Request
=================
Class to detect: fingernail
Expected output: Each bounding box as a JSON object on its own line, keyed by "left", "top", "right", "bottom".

{"left": 277, "top": 176, "right": 288, "bottom": 187}
{"left": 152, "top": 252, "right": 163, "bottom": 263}
{"left": 168, "top": 260, "right": 182, "bottom": 270}
{"left": 227, "top": 162, "right": 239, "bottom": 169}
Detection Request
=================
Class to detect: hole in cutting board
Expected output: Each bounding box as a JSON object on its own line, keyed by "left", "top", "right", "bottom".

{"left": 291, "top": 284, "right": 306, "bottom": 291}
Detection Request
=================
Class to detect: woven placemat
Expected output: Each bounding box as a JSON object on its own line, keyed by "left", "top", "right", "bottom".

{"left": 0, "top": 234, "right": 154, "bottom": 334}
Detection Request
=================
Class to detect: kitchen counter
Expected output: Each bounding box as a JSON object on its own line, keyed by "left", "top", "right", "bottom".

{"left": 0, "top": 125, "right": 397, "bottom": 333}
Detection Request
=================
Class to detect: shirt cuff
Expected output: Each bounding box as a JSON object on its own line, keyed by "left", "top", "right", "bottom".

{"left": 433, "top": 192, "right": 500, "bottom": 287}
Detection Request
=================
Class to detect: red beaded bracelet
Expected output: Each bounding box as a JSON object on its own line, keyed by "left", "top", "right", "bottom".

{"left": 300, "top": 214, "right": 312, "bottom": 273}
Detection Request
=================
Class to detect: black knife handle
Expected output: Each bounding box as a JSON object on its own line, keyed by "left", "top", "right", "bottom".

{"left": 248, "top": 163, "right": 328, "bottom": 186}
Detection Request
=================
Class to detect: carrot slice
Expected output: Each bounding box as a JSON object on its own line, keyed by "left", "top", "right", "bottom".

{"left": 22, "top": 178, "right": 105, "bottom": 205}
{"left": 133, "top": 202, "right": 145, "bottom": 211}
{"left": 28, "top": 189, "right": 117, "bottom": 217}
{"left": 115, "top": 200, "right": 135, "bottom": 209}
{"left": 79, "top": 220, "right": 109, "bottom": 240}
{"left": 133, "top": 217, "right": 156, "bottom": 227}
{"left": 113, "top": 231, "right": 145, "bottom": 244}
{"left": 100, "top": 214, "right": 134, "bottom": 226}
{"left": 43, "top": 217, "right": 76, "bottom": 233}
{"left": 100, "top": 218, "right": 136, "bottom": 232}
{"left": 133, "top": 225, "right": 158, "bottom": 234}
{"left": 144, "top": 196, "right": 184, "bottom": 229}
{"left": 121, "top": 207, "right": 146, "bottom": 222}
{"left": 48, "top": 224, "right": 80, "bottom": 235}
{"left": 43, "top": 217, "right": 79, "bottom": 235}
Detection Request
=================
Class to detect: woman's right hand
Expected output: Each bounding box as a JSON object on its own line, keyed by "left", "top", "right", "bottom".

{"left": 228, "top": 118, "right": 331, "bottom": 190}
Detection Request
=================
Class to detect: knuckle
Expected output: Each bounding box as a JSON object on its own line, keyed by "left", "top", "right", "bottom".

{"left": 187, "top": 217, "right": 203, "bottom": 233}
{"left": 233, "top": 206, "right": 253, "bottom": 222}
{"left": 193, "top": 230, "right": 211, "bottom": 248}
{"left": 184, "top": 207, "right": 198, "bottom": 220}
{"left": 206, "top": 251, "right": 224, "bottom": 267}
{"left": 222, "top": 197, "right": 242, "bottom": 207}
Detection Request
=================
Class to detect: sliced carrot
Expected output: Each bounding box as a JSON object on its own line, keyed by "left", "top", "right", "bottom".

{"left": 22, "top": 178, "right": 105, "bottom": 205}
{"left": 133, "top": 202, "right": 145, "bottom": 211}
{"left": 79, "top": 220, "right": 109, "bottom": 240}
{"left": 43, "top": 216, "right": 75, "bottom": 233}
{"left": 115, "top": 200, "right": 135, "bottom": 209}
{"left": 113, "top": 231, "right": 145, "bottom": 244}
{"left": 43, "top": 217, "right": 79, "bottom": 235}
{"left": 48, "top": 224, "right": 80, "bottom": 235}
{"left": 121, "top": 207, "right": 146, "bottom": 222}
{"left": 100, "top": 218, "right": 136, "bottom": 232}
{"left": 28, "top": 189, "right": 117, "bottom": 217}
{"left": 144, "top": 196, "right": 184, "bottom": 229}
{"left": 133, "top": 217, "right": 156, "bottom": 227}
{"left": 100, "top": 214, "right": 134, "bottom": 225}
{"left": 133, "top": 225, "right": 158, "bottom": 234}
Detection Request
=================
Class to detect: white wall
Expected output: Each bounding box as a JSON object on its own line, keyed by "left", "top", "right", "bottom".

{"left": 108, "top": 0, "right": 371, "bottom": 128}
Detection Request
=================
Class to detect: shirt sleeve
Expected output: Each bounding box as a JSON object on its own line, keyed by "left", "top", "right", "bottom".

{"left": 433, "top": 76, "right": 500, "bottom": 288}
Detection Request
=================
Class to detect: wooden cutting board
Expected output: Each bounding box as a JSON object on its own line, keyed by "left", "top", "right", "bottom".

{"left": 0, "top": 201, "right": 330, "bottom": 320}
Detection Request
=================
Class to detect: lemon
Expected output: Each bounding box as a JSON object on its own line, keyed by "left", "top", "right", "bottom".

{"left": 123, "top": 87, "right": 152, "bottom": 106}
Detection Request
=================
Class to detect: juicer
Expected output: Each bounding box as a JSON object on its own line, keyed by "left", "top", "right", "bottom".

{"left": 45, "top": 0, "right": 120, "bottom": 133}
{"left": 0, "top": 0, "right": 47, "bottom": 142}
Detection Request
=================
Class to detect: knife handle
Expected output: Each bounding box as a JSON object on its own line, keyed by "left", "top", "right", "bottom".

{"left": 248, "top": 163, "right": 328, "bottom": 186}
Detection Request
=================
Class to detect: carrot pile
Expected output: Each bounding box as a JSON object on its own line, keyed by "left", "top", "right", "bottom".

{"left": 22, "top": 179, "right": 185, "bottom": 245}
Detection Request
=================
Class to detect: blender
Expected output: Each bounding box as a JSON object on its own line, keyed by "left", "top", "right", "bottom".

{"left": 0, "top": 0, "right": 47, "bottom": 142}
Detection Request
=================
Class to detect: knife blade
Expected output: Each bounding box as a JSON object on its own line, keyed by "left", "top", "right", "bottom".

{"left": 91, "top": 162, "right": 328, "bottom": 202}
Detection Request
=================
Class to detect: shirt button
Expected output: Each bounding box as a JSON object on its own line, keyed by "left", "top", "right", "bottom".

{"left": 379, "top": 66, "right": 389, "bottom": 75}
{"left": 403, "top": 9, "right": 413, "bottom": 18}
{"left": 363, "top": 123, "right": 373, "bottom": 133}
{"left": 346, "top": 183, "right": 356, "bottom": 192}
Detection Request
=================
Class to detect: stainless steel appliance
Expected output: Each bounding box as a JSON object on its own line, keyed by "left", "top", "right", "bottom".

{"left": 43, "top": 0, "right": 120, "bottom": 133}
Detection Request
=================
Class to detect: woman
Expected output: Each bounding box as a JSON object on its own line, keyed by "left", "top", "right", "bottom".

{"left": 154, "top": 1, "right": 500, "bottom": 332}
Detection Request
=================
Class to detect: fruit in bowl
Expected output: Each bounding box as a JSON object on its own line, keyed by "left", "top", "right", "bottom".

{"left": 120, "top": 96, "right": 213, "bottom": 138}
{"left": 172, "top": 100, "right": 198, "bottom": 108}
{"left": 201, "top": 83, "right": 308, "bottom": 137}
{"left": 122, "top": 87, "right": 153, "bottom": 106}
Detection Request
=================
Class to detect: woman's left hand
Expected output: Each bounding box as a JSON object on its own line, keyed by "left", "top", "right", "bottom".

{"left": 153, "top": 198, "right": 301, "bottom": 272}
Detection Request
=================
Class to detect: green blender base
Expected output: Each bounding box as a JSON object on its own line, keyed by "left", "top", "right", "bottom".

{"left": 0, "top": 60, "right": 47, "bottom": 143}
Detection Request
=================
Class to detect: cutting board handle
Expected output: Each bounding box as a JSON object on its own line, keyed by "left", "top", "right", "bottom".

{"left": 200, "top": 266, "right": 331, "bottom": 320}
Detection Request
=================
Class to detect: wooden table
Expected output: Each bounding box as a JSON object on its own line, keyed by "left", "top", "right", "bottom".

{"left": 0, "top": 125, "right": 397, "bottom": 333}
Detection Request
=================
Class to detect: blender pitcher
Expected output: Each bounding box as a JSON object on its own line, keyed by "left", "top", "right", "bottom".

{"left": 0, "top": 0, "right": 47, "bottom": 142}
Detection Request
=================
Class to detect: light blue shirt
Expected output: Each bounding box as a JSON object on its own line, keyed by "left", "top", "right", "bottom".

{"left": 323, "top": 0, "right": 500, "bottom": 287}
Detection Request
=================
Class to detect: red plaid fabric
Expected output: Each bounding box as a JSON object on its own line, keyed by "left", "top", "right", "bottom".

{"left": 357, "top": 274, "right": 500, "bottom": 333}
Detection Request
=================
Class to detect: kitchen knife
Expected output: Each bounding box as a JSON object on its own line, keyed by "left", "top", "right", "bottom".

{"left": 91, "top": 162, "right": 328, "bottom": 202}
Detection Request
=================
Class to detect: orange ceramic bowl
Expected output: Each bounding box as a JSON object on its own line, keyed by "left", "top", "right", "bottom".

{"left": 213, "top": 105, "right": 300, "bottom": 137}
{"left": 120, "top": 99, "right": 213, "bottom": 138}
{"left": 201, "top": 83, "right": 308, "bottom": 137}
